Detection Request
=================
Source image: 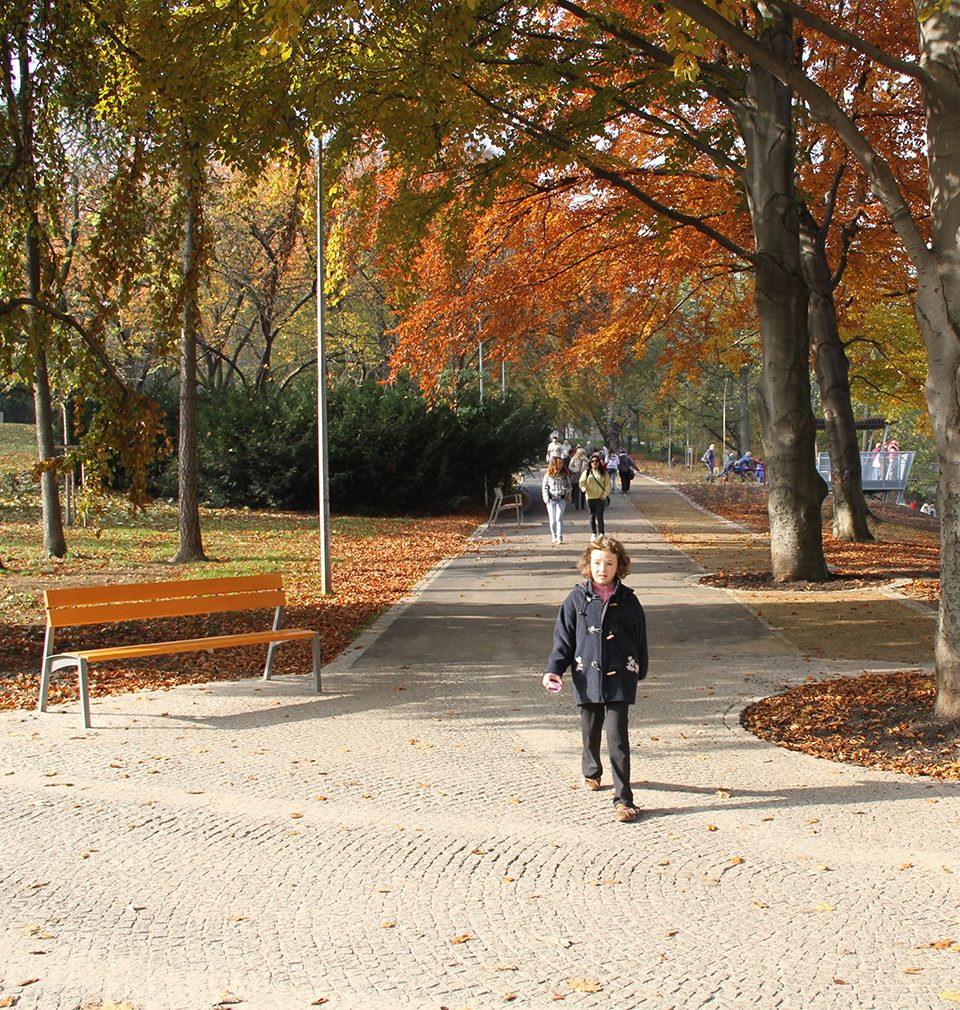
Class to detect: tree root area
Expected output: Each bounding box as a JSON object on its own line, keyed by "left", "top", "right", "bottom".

{"left": 742, "top": 669, "right": 960, "bottom": 779}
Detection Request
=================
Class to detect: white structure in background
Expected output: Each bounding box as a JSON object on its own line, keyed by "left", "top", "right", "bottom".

{"left": 815, "top": 451, "right": 916, "bottom": 504}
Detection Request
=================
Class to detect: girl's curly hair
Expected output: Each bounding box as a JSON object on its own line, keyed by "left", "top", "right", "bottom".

{"left": 578, "top": 536, "right": 632, "bottom": 579}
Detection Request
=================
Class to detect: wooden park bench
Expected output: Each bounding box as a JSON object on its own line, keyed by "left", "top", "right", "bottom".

{"left": 38, "top": 572, "right": 321, "bottom": 729}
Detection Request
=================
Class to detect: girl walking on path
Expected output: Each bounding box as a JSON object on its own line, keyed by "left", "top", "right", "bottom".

{"left": 580, "top": 455, "right": 611, "bottom": 537}
{"left": 542, "top": 456, "right": 572, "bottom": 545}
{"left": 542, "top": 536, "right": 648, "bottom": 822}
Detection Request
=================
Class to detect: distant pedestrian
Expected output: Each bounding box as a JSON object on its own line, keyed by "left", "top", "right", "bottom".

{"left": 618, "top": 450, "right": 637, "bottom": 493}
{"left": 567, "top": 447, "right": 588, "bottom": 510}
{"left": 542, "top": 456, "right": 572, "bottom": 545}
{"left": 701, "top": 443, "right": 716, "bottom": 482}
{"left": 605, "top": 447, "right": 620, "bottom": 492}
{"left": 581, "top": 455, "right": 612, "bottom": 537}
{"left": 542, "top": 535, "right": 649, "bottom": 823}
{"left": 885, "top": 437, "right": 900, "bottom": 480}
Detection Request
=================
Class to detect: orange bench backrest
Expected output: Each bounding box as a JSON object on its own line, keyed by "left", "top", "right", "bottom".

{"left": 44, "top": 573, "right": 286, "bottom": 629}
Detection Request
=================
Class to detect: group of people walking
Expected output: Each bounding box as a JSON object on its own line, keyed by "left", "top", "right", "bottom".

{"left": 541, "top": 441, "right": 637, "bottom": 545}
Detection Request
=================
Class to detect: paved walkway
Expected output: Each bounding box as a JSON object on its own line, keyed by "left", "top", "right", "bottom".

{"left": 0, "top": 477, "right": 956, "bottom": 1010}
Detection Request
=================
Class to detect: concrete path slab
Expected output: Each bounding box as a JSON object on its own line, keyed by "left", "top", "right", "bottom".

{"left": 0, "top": 476, "right": 956, "bottom": 1010}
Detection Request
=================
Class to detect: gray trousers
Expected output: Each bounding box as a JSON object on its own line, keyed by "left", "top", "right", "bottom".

{"left": 579, "top": 701, "right": 633, "bottom": 807}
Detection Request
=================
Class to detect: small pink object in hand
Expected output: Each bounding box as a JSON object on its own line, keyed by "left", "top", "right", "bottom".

{"left": 546, "top": 679, "right": 562, "bottom": 693}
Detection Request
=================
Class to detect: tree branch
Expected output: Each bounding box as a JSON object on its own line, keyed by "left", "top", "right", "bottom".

{"left": 665, "top": 0, "right": 931, "bottom": 267}
{"left": 461, "top": 81, "right": 755, "bottom": 263}
{"left": 0, "top": 296, "right": 128, "bottom": 389}
{"left": 779, "top": 0, "right": 933, "bottom": 87}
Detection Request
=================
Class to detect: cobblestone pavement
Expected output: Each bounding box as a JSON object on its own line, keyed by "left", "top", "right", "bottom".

{"left": 1, "top": 477, "right": 957, "bottom": 1010}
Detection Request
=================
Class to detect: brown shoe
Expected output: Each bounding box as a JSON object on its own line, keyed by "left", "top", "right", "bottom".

{"left": 584, "top": 777, "right": 601, "bottom": 791}
{"left": 614, "top": 804, "right": 639, "bottom": 823}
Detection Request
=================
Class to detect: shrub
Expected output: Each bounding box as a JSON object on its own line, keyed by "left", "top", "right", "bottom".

{"left": 149, "top": 377, "right": 547, "bottom": 513}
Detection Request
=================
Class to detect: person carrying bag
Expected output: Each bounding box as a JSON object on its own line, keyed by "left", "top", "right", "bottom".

{"left": 580, "top": 454, "right": 612, "bottom": 537}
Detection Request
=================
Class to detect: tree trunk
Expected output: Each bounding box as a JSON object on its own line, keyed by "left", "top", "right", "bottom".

{"left": 606, "top": 414, "right": 623, "bottom": 453}
{"left": 916, "top": 5, "right": 960, "bottom": 720}
{"left": 736, "top": 6, "right": 828, "bottom": 581}
{"left": 171, "top": 171, "right": 207, "bottom": 564}
{"left": 33, "top": 346, "right": 67, "bottom": 558}
{"left": 19, "top": 23, "right": 66, "bottom": 558}
{"left": 918, "top": 269, "right": 960, "bottom": 719}
{"left": 798, "top": 207, "right": 873, "bottom": 541}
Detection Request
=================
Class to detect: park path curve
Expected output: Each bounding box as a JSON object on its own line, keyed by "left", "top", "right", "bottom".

{"left": 0, "top": 475, "right": 956, "bottom": 1010}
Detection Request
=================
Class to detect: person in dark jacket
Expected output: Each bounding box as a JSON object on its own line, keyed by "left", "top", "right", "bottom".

{"left": 617, "top": 450, "right": 637, "bottom": 493}
{"left": 542, "top": 535, "right": 648, "bottom": 822}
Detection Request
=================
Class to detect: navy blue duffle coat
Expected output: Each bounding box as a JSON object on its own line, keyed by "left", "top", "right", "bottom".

{"left": 545, "top": 579, "right": 648, "bottom": 705}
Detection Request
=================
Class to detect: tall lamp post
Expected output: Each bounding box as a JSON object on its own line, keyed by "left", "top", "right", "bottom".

{"left": 315, "top": 133, "right": 332, "bottom": 594}
{"left": 478, "top": 340, "right": 484, "bottom": 403}
{"left": 722, "top": 376, "right": 729, "bottom": 463}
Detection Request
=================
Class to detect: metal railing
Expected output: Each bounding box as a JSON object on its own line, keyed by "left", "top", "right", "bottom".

{"left": 815, "top": 451, "right": 915, "bottom": 502}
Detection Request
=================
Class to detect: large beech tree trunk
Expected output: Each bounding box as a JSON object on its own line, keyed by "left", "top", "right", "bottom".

{"left": 917, "top": 7, "right": 960, "bottom": 721}
{"left": 798, "top": 206, "right": 873, "bottom": 542}
{"left": 922, "top": 274, "right": 960, "bottom": 719}
{"left": 171, "top": 171, "right": 207, "bottom": 564}
{"left": 735, "top": 6, "right": 828, "bottom": 582}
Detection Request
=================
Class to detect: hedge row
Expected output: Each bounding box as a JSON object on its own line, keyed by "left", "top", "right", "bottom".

{"left": 149, "top": 379, "right": 548, "bottom": 513}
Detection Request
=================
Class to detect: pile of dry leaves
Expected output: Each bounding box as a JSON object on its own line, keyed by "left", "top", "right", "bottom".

{"left": 742, "top": 670, "right": 959, "bottom": 779}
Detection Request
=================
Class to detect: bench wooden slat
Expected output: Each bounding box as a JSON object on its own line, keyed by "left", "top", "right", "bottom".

{"left": 44, "top": 573, "right": 282, "bottom": 610}
{"left": 63, "top": 628, "right": 317, "bottom": 664}
{"left": 45, "top": 589, "right": 286, "bottom": 629}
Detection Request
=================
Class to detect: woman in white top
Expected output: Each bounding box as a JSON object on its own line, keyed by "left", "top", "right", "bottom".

{"left": 542, "top": 456, "right": 572, "bottom": 545}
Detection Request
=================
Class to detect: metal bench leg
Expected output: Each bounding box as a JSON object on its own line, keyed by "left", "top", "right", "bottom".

{"left": 263, "top": 642, "right": 279, "bottom": 681}
{"left": 264, "top": 604, "right": 284, "bottom": 680}
{"left": 78, "top": 658, "right": 91, "bottom": 729}
{"left": 312, "top": 634, "right": 322, "bottom": 693}
{"left": 38, "top": 626, "right": 55, "bottom": 713}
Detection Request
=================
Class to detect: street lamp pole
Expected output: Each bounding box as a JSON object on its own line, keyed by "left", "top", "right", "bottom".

{"left": 479, "top": 340, "right": 484, "bottom": 403}
{"left": 315, "top": 134, "right": 332, "bottom": 594}
{"left": 722, "top": 376, "right": 729, "bottom": 463}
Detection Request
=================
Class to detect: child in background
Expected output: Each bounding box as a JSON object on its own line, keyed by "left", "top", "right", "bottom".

{"left": 542, "top": 536, "right": 649, "bottom": 822}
